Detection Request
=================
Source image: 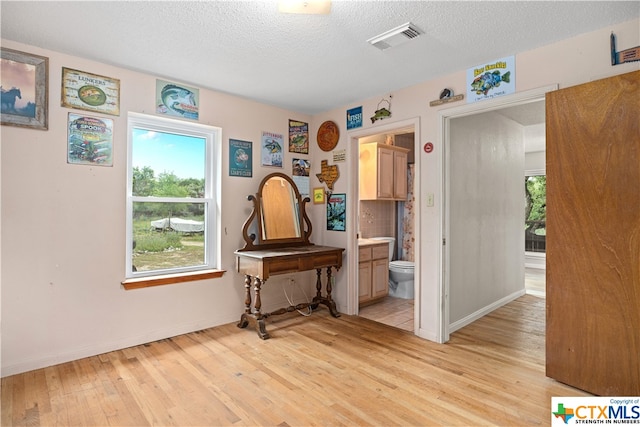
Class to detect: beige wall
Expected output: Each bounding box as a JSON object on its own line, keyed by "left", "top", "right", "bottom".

{"left": 312, "top": 18, "right": 639, "bottom": 341}
{"left": 0, "top": 40, "right": 319, "bottom": 376}
{"left": 2, "top": 18, "right": 639, "bottom": 375}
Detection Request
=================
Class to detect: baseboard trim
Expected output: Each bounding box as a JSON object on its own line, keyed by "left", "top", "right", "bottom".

{"left": 1, "top": 315, "right": 235, "bottom": 378}
{"left": 449, "top": 289, "right": 526, "bottom": 334}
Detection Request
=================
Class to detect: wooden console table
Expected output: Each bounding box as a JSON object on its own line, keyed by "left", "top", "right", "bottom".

{"left": 235, "top": 245, "right": 344, "bottom": 339}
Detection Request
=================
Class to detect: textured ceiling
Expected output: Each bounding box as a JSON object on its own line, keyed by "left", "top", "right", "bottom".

{"left": 1, "top": 1, "right": 638, "bottom": 115}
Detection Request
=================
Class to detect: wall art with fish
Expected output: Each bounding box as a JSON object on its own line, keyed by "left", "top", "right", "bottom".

{"left": 466, "top": 56, "right": 515, "bottom": 103}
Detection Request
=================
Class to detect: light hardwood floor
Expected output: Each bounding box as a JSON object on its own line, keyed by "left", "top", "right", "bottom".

{"left": 1, "top": 294, "right": 589, "bottom": 426}
{"left": 359, "top": 267, "right": 546, "bottom": 332}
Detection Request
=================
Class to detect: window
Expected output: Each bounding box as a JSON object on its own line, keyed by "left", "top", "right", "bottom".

{"left": 525, "top": 175, "right": 546, "bottom": 253}
{"left": 124, "top": 113, "right": 222, "bottom": 287}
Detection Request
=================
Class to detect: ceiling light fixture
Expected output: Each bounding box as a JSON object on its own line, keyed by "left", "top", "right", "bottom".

{"left": 278, "top": 0, "right": 331, "bottom": 15}
{"left": 367, "top": 22, "right": 423, "bottom": 51}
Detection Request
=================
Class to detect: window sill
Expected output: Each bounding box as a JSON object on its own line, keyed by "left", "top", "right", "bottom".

{"left": 121, "top": 269, "right": 226, "bottom": 290}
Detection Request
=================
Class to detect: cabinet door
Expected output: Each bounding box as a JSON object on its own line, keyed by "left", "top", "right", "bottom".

{"left": 377, "top": 147, "right": 395, "bottom": 198}
{"left": 371, "top": 258, "right": 389, "bottom": 299}
{"left": 358, "top": 261, "right": 372, "bottom": 302}
{"left": 393, "top": 150, "right": 408, "bottom": 199}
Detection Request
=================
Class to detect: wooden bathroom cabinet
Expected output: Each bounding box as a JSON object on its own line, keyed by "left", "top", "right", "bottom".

{"left": 359, "top": 142, "right": 409, "bottom": 200}
{"left": 358, "top": 241, "right": 389, "bottom": 305}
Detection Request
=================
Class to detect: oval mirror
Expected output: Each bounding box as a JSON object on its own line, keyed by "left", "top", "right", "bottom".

{"left": 260, "top": 175, "right": 301, "bottom": 241}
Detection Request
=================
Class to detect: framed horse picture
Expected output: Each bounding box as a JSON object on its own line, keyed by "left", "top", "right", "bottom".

{"left": 1, "top": 48, "right": 48, "bottom": 130}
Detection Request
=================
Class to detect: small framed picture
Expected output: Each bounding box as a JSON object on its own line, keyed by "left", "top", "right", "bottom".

{"left": 313, "top": 187, "right": 326, "bottom": 204}
{"left": 0, "top": 48, "right": 48, "bottom": 130}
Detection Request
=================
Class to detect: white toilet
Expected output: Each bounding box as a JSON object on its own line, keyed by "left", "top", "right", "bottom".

{"left": 370, "top": 237, "right": 415, "bottom": 299}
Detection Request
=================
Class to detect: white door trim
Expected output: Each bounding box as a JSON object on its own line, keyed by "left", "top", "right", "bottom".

{"left": 438, "top": 85, "right": 557, "bottom": 342}
{"left": 346, "top": 117, "right": 420, "bottom": 333}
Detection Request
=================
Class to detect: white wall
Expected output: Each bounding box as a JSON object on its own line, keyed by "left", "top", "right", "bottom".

{"left": 1, "top": 18, "right": 639, "bottom": 375}
{"left": 449, "top": 112, "right": 525, "bottom": 327}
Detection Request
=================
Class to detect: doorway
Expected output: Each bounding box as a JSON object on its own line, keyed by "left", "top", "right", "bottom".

{"left": 347, "top": 117, "right": 420, "bottom": 334}
{"left": 440, "top": 86, "right": 556, "bottom": 342}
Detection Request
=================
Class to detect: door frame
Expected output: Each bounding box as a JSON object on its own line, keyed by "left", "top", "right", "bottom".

{"left": 438, "top": 85, "right": 557, "bottom": 342}
{"left": 346, "top": 117, "right": 420, "bottom": 332}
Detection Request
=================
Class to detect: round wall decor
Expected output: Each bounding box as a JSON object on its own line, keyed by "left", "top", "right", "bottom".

{"left": 317, "top": 120, "right": 340, "bottom": 151}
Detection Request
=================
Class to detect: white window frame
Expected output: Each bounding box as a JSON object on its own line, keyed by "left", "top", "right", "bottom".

{"left": 124, "top": 112, "right": 222, "bottom": 283}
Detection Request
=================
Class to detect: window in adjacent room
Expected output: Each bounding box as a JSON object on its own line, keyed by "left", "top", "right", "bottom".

{"left": 525, "top": 175, "right": 546, "bottom": 253}
{"left": 125, "top": 112, "right": 221, "bottom": 284}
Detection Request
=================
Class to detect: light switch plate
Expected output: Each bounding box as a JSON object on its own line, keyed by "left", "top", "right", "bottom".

{"left": 426, "top": 193, "right": 434, "bottom": 207}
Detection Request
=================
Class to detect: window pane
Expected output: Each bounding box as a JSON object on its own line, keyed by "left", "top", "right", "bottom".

{"left": 132, "top": 201, "right": 205, "bottom": 272}
{"left": 525, "top": 175, "right": 546, "bottom": 253}
{"left": 132, "top": 128, "right": 205, "bottom": 197}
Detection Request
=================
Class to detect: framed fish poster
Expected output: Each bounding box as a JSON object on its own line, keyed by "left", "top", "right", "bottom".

{"left": 67, "top": 113, "right": 114, "bottom": 166}
{"left": 261, "top": 131, "right": 283, "bottom": 168}
{"left": 156, "top": 79, "right": 199, "bottom": 120}
{"left": 466, "top": 56, "right": 515, "bottom": 103}
{"left": 229, "top": 139, "right": 252, "bottom": 177}
{"left": 61, "top": 67, "right": 120, "bottom": 116}
{"left": 327, "top": 193, "right": 346, "bottom": 231}
{"left": 288, "top": 119, "right": 309, "bottom": 154}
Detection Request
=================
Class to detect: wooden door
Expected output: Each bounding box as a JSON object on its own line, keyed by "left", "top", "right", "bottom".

{"left": 546, "top": 71, "right": 639, "bottom": 395}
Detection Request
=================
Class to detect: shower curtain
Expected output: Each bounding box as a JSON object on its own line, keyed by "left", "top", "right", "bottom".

{"left": 397, "top": 164, "right": 415, "bottom": 262}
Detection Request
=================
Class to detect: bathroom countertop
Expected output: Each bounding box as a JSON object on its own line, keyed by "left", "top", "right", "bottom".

{"left": 357, "top": 238, "right": 390, "bottom": 247}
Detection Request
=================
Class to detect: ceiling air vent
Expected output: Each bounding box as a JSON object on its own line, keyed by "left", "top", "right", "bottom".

{"left": 367, "top": 22, "right": 423, "bottom": 51}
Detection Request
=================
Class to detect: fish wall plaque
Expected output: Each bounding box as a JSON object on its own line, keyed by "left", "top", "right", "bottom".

{"left": 371, "top": 98, "right": 391, "bottom": 123}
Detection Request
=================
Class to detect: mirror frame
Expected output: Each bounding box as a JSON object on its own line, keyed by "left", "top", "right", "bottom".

{"left": 238, "top": 172, "right": 313, "bottom": 251}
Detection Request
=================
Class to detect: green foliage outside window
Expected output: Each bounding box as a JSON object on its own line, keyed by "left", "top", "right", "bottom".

{"left": 525, "top": 175, "right": 546, "bottom": 252}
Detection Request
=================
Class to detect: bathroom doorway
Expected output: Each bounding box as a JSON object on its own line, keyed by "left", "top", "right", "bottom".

{"left": 347, "top": 118, "right": 420, "bottom": 333}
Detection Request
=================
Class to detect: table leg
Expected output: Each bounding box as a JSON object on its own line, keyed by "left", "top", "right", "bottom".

{"left": 311, "top": 267, "right": 340, "bottom": 318}
{"left": 253, "top": 277, "right": 270, "bottom": 339}
{"left": 324, "top": 266, "right": 340, "bottom": 318}
{"left": 315, "top": 268, "right": 323, "bottom": 300}
{"left": 237, "top": 275, "right": 252, "bottom": 329}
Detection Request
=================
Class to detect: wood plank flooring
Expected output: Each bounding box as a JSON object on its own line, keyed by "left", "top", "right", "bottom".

{"left": 359, "top": 267, "right": 546, "bottom": 332}
{"left": 1, "top": 295, "right": 589, "bottom": 426}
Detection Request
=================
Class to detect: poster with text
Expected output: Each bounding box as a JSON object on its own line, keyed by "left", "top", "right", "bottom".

{"left": 67, "top": 113, "right": 113, "bottom": 166}
{"left": 466, "top": 56, "right": 515, "bottom": 103}
{"left": 61, "top": 67, "right": 120, "bottom": 116}
{"left": 229, "top": 139, "right": 252, "bottom": 177}
{"left": 288, "top": 119, "right": 309, "bottom": 154}
{"left": 346, "top": 106, "right": 363, "bottom": 130}
{"left": 261, "top": 131, "right": 283, "bottom": 167}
